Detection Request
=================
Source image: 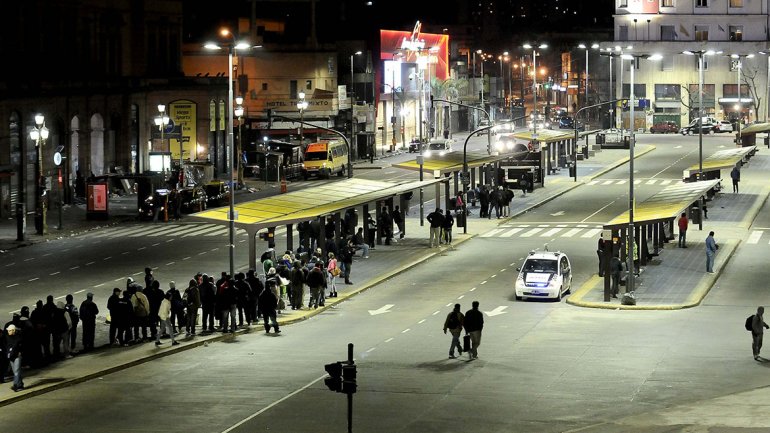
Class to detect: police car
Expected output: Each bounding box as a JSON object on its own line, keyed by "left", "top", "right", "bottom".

{"left": 514, "top": 249, "right": 573, "bottom": 301}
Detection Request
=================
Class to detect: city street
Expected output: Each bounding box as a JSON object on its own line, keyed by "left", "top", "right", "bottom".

{"left": 1, "top": 131, "right": 770, "bottom": 432}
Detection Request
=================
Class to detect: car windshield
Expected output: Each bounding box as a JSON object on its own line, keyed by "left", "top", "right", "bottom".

{"left": 428, "top": 142, "right": 446, "bottom": 150}
{"left": 523, "top": 258, "right": 558, "bottom": 273}
{"left": 305, "top": 151, "right": 327, "bottom": 161}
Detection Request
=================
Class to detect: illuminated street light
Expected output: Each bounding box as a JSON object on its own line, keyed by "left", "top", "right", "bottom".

{"left": 29, "top": 114, "right": 50, "bottom": 235}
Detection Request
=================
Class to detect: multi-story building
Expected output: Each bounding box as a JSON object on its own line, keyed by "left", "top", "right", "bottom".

{"left": 610, "top": 0, "right": 770, "bottom": 130}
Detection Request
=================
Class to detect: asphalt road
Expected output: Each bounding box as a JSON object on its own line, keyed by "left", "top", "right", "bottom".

{"left": 2, "top": 131, "right": 769, "bottom": 432}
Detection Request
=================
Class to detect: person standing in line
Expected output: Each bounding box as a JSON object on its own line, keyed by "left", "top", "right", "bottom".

{"left": 597, "top": 234, "right": 605, "bottom": 277}
{"left": 79, "top": 293, "right": 98, "bottom": 352}
{"left": 155, "top": 292, "right": 178, "bottom": 346}
{"left": 258, "top": 281, "right": 281, "bottom": 334}
{"left": 731, "top": 165, "right": 740, "bottom": 193}
{"left": 678, "top": 212, "right": 689, "bottom": 248}
{"left": 751, "top": 306, "right": 770, "bottom": 361}
{"left": 443, "top": 304, "right": 464, "bottom": 359}
{"left": 380, "top": 206, "right": 394, "bottom": 245}
{"left": 463, "top": 301, "right": 484, "bottom": 360}
{"left": 393, "top": 206, "right": 405, "bottom": 239}
{"left": 327, "top": 252, "right": 339, "bottom": 298}
{"left": 53, "top": 301, "right": 72, "bottom": 359}
{"left": 64, "top": 294, "right": 79, "bottom": 352}
{"left": 107, "top": 288, "right": 122, "bottom": 346}
{"left": 610, "top": 254, "right": 622, "bottom": 298}
{"left": 184, "top": 279, "right": 201, "bottom": 336}
{"left": 198, "top": 275, "right": 215, "bottom": 333}
{"left": 442, "top": 209, "right": 454, "bottom": 245}
{"left": 5, "top": 325, "right": 24, "bottom": 391}
{"left": 705, "top": 231, "right": 718, "bottom": 273}
{"left": 426, "top": 208, "right": 444, "bottom": 248}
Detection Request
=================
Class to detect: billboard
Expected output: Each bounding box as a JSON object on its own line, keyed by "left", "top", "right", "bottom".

{"left": 380, "top": 27, "right": 449, "bottom": 81}
{"left": 170, "top": 100, "right": 198, "bottom": 161}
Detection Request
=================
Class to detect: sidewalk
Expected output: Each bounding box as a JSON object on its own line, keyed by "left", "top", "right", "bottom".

{"left": 0, "top": 143, "right": 646, "bottom": 406}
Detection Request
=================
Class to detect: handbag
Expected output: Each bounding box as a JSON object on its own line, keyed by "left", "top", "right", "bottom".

{"left": 332, "top": 267, "right": 341, "bottom": 277}
{"left": 463, "top": 334, "right": 471, "bottom": 352}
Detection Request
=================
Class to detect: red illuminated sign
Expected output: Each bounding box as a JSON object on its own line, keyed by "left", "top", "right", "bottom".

{"left": 380, "top": 29, "right": 449, "bottom": 80}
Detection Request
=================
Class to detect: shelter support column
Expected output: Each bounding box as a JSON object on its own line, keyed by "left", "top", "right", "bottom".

{"left": 318, "top": 216, "right": 326, "bottom": 258}
{"left": 248, "top": 229, "right": 258, "bottom": 271}
{"left": 375, "top": 202, "right": 382, "bottom": 245}
{"left": 444, "top": 175, "right": 451, "bottom": 211}
{"left": 286, "top": 223, "right": 294, "bottom": 252}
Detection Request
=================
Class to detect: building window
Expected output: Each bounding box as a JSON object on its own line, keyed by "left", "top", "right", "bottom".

{"left": 729, "top": 0, "right": 743, "bottom": 7}
{"left": 655, "top": 84, "right": 681, "bottom": 100}
{"left": 695, "top": 26, "right": 709, "bottom": 41}
{"left": 696, "top": 0, "right": 708, "bottom": 6}
{"left": 619, "top": 25, "right": 629, "bottom": 41}
{"left": 619, "top": 0, "right": 628, "bottom": 7}
{"left": 306, "top": 80, "right": 313, "bottom": 90}
{"left": 622, "top": 84, "right": 647, "bottom": 98}
{"left": 729, "top": 26, "right": 743, "bottom": 41}
{"left": 662, "top": 56, "right": 674, "bottom": 71}
{"left": 661, "top": 0, "right": 674, "bottom": 6}
{"left": 661, "top": 25, "right": 676, "bottom": 41}
{"left": 261, "top": 83, "right": 268, "bottom": 91}
{"left": 290, "top": 80, "right": 298, "bottom": 99}
{"left": 694, "top": 58, "right": 710, "bottom": 71}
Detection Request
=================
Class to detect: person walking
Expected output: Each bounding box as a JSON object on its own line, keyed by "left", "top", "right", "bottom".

{"left": 678, "top": 212, "right": 689, "bottom": 248}
{"left": 731, "top": 165, "right": 740, "bottom": 193}
{"left": 393, "top": 205, "right": 405, "bottom": 239}
{"left": 443, "top": 304, "right": 464, "bottom": 359}
{"left": 5, "top": 325, "right": 24, "bottom": 391}
{"left": 751, "top": 306, "right": 770, "bottom": 361}
{"left": 78, "top": 293, "right": 98, "bottom": 352}
{"left": 426, "top": 208, "right": 444, "bottom": 248}
{"left": 258, "top": 283, "right": 281, "bottom": 334}
{"left": 463, "top": 301, "right": 484, "bottom": 360}
{"left": 705, "top": 231, "right": 718, "bottom": 273}
{"left": 442, "top": 209, "right": 454, "bottom": 245}
{"left": 519, "top": 174, "right": 529, "bottom": 197}
{"left": 597, "top": 234, "right": 605, "bottom": 277}
{"left": 155, "top": 292, "right": 178, "bottom": 346}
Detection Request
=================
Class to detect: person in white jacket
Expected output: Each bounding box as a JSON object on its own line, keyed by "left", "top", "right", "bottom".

{"left": 156, "top": 292, "right": 178, "bottom": 346}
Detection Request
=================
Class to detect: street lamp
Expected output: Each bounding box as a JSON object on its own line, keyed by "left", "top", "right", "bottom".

{"left": 234, "top": 96, "right": 245, "bottom": 186}
{"left": 350, "top": 50, "right": 362, "bottom": 161}
{"left": 523, "top": 43, "right": 548, "bottom": 138}
{"left": 730, "top": 53, "right": 753, "bottom": 145}
{"left": 578, "top": 43, "right": 600, "bottom": 113}
{"left": 154, "top": 104, "right": 170, "bottom": 176}
{"left": 684, "top": 50, "right": 720, "bottom": 179}
{"left": 297, "top": 92, "right": 309, "bottom": 149}
{"left": 204, "top": 28, "right": 254, "bottom": 278}
{"left": 620, "top": 52, "right": 661, "bottom": 295}
{"left": 29, "top": 114, "right": 49, "bottom": 235}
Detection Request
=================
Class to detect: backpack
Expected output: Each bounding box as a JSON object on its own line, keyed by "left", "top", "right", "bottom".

{"left": 447, "top": 312, "right": 460, "bottom": 329}
{"left": 134, "top": 295, "right": 148, "bottom": 317}
{"left": 746, "top": 315, "right": 755, "bottom": 331}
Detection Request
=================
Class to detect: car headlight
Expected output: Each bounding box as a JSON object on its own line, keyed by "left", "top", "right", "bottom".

{"left": 322, "top": 162, "right": 327, "bottom": 167}
{"left": 495, "top": 142, "right": 504, "bottom": 151}
{"left": 424, "top": 150, "right": 432, "bottom": 157}
{"left": 439, "top": 150, "right": 446, "bottom": 156}
{"left": 507, "top": 142, "right": 514, "bottom": 150}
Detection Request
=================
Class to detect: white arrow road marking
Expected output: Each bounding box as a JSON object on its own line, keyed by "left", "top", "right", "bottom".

{"left": 368, "top": 304, "right": 394, "bottom": 315}
{"left": 485, "top": 306, "right": 508, "bottom": 317}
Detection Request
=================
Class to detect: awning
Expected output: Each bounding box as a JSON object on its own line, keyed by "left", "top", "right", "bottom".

{"left": 391, "top": 150, "right": 525, "bottom": 176}
{"left": 740, "top": 122, "right": 770, "bottom": 136}
{"left": 604, "top": 179, "right": 720, "bottom": 230}
{"left": 682, "top": 146, "right": 755, "bottom": 178}
{"left": 511, "top": 129, "right": 575, "bottom": 144}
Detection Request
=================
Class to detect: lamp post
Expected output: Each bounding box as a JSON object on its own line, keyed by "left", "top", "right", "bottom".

{"left": 684, "top": 50, "right": 719, "bottom": 179}
{"left": 30, "top": 114, "right": 49, "bottom": 235}
{"left": 523, "top": 43, "right": 548, "bottom": 138}
{"left": 730, "top": 53, "right": 753, "bottom": 145}
{"left": 578, "top": 43, "right": 599, "bottom": 113}
{"left": 235, "top": 96, "right": 245, "bottom": 186}
{"left": 204, "top": 29, "right": 254, "bottom": 278}
{"left": 297, "top": 92, "right": 309, "bottom": 149}
{"left": 350, "top": 50, "right": 362, "bottom": 159}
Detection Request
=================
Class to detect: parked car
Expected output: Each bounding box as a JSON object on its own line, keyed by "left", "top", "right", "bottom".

{"left": 422, "top": 139, "right": 453, "bottom": 157}
{"left": 475, "top": 119, "right": 494, "bottom": 136}
{"left": 649, "top": 121, "right": 679, "bottom": 134}
{"left": 716, "top": 120, "right": 734, "bottom": 133}
{"left": 558, "top": 116, "right": 574, "bottom": 129}
{"left": 514, "top": 250, "right": 573, "bottom": 301}
{"left": 407, "top": 138, "right": 427, "bottom": 153}
{"left": 680, "top": 119, "right": 717, "bottom": 135}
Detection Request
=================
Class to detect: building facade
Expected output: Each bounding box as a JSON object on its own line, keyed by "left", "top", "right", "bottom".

{"left": 611, "top": 0, "right": 770, "bottom": 129}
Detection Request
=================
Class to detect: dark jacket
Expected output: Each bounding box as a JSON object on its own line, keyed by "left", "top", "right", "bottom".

{"left": 290, "top": 267, "right": 305, "bottom": 287}
{"left": 258, "top": 288, "right": 278, "bottom": 313}
{"left": 306, "top": 268, "right": 326, "bottom": 288}
{"left": 463, "top": 308, "right": 484, "bottom": 333}
{"left": 246, "top": 274, "right": 264, "bottom": 300}
{"left": 427, "top": 211, "right": 445, "bottom": 228}
{"left": 79, "top": 299, "right": 99, "bottom": 322}
{"left": 199, "top": 281, "right": 216, "bottom": 306}
{"left": 5, "top": 331, "right": 22, "bottom": 361}
{"left": 442, "top": 213, "right": 454, "bottom": 229}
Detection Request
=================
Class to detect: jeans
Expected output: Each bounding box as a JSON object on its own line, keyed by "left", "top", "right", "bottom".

{"left": 468, "top": 330, "right": 482, "bottom": 358}
{"left": 10, "top": 357, "right": 22, "bottom": 389}
{"left": 221, "top": 305, "right": 237, "bottom": 332}
{"left": 679, "top": 231, "right": 687, "bottom": 248}
{"left": 706, "top": 253, "right": 715, "bottom": 272}
{"left": 310, "top": 286, "right": 322, "bottom": 308}
{"left": 157, "top": 319, "right": 176, "bottom": 343}
{"left": 356, "top": 243, "right": 370, "bottom": 257}
{"left": 186, "top": 307, "right": 198, "bottom": 334}
{"left": 429, "top": 227, "right": 441, "bottom": 247}
{"left": 753, "top": 332, "right": 764, "bottom": 357}
{"left": 448, "top": 330, "right": 462, "bottom": 356}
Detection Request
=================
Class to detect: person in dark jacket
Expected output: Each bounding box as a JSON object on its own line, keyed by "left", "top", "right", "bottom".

{"left": 167, "top": 281, "right": 185, "bottom": 334}
{"left": 145, "top": 280, "right": 164, "bottom": 339}
{"left": 233, "top": 273, "right": 252, "bottom": 327}
{"left": 306, "top": 262, "right": 326, "bottom": 309}
{"left": 245, "top": 270, "right": 263, "bottom": 321}
{"left": 490, "top": 187, "right": 502, "bottom": 219}
{"left": 220, "top": 278, "right": 238, "bottom": 333}
{"left": 184, "top": 279, "right": 201, "bottom": 336}
{"left": 117, "top": 291, "right": 134, "bottom": 345}
{"left": 290, "top": 261, "right": 306, "bottom": 310}
{"left": 30, "top": 300, "right": 49, "bottom": 362}
{"left": 258, "top": 284, "right": 280, "bottom": 334}
{"left": 478, "top": 186, "right": 489, "bottom": 218}
{"left": 79, "top": 293, "right": 99, "bottom": 352}
{"left": 442, "top": 209, "right": 454, "bottom": 245}
{"left": 393, "top": 206, "right": 405, "bottom": 239}
{"left": 5, "top": 324, "right": 24, "bottom": 391}
{"left": 107, "top": 288, "right": 122, "bottom": 345}
{"left": 364, "top": 212, "right": 377, "bottom": 248}
{"left": 64, "top": 294, "right": 79, "bottom": 352}
{"left": 42, "top": 295, "right": 58, "bottom": 359}
{"left": 380, "top": 206, "right": 394, "bottom": 245}
{"left": 426, "top": 208, "right": 444, "bottom": 248}
{"left": 199, "top": 274, "right": 216, "bottom": 333}
{"left": 339, "top": 239, "right": 354, "bottom": 285}
{"left": 463, "top": 301, "right": 484, "bottom": 360}
{"left": 144, "top": 267, "right": 155, "bottom": 290}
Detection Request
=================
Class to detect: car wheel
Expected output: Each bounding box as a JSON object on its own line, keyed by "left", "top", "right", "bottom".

{"left": 515, "top": 295, "right": 523, "bottom": 301}
{"left": 566, "top": 278, "right": 572, "bottom": 294}
{"left": 555, "top": 287, "right": 562, "bottom": 302}
{"left": 709, "top": 129, "right": 715, "bottom": 135}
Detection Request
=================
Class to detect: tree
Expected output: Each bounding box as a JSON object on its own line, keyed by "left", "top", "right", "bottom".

{"left": 741, "top": 65, "right": 763, "bottom": 122}
{"left": 430, "top": 78, "right": 469, "bottom": 137}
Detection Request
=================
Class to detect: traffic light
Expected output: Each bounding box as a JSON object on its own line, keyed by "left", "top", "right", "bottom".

{"left": 324, "top": 361, "right": 357, "bottom": 394}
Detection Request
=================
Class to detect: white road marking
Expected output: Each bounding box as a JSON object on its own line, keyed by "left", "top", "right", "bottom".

{"left": 602, "top": 180, "right": 614, "bottom": 185}
{"left": 183, "top": 256, "right": 191, "bottom": 260}
{"left": 94, "top": 283, "right": 105, "bottom": 287}
{"left": 368, "top": 304, "right": 394, "bottom": 315}
{"left": 588, "top": 180, "right": 599, "bottom": 185}
{"left": 74, "top": 289, "right": 85, "bottom": 294}
{"left": 480, "top": 280, "right": 487, "bottom": 285}
{"left": 132, "top": 272, "right": 142, "bottom": 276}
{"left": 49, "top": 272, "right": 60, "bottom": 276}
{"left": 137, "top": 247, "right": 146, "bottom": 251}
{"left": 446, "top": 303, "right": 453, "bottom": 307}
{"left": 521, "top": 228, "right": 543, "bottom": 237}
{"left": 432, "top": 311, "right": 440, "bottom": 315}
{"left": 634, "top": 180, "right": 642, "bottom": 184}
{"left": 457, "top": 295, "right": 465, "bottom": 299}
{"left": 152, "top": 243, "right": 160, "bottom": 247}
{"left": 166, "top": 262, "right": 175, "bottom": 266}
{"left": 470, "top": 287, "right": 477, "bottom": 291}
{"left": 418, "top": 319, "right": 426, "bottom": 324}
{"left": 55, "top": 295, "right": 66, "bottom": 300}
{"left": 646, "top": 179, "right": 657, "bottom": 185}
{"left": 114, "top": 278, "right": 124, "bottom": 282}
{"left": 660, "top": 179, "right": 672, "bottom": 185}
{"left": 748, "top": 230, "right": 763, "bottom": 244}
{"left": 7, "top": 283, "right": 18, "bottom": 288}
{"left": 122, "top": 251, "right": 130, "bottom": 255}
{"left": 385, "top": 338, "right": 394, "bottom": 343}
{"left": 85, "top": 261, "right": 95, "bottom": 266}
{"left": 28, "top": 277, "right": 39, "bottom": 282}
{"left": 70, "top": 266, "right": 80, "bottom": 270}
{"left": 490, "top": 274, "right": 497, "bottom": 278}
{"left": 103, "top": 256, "right": 112, "bottom": 261}
{"left": 401, "top": 328, "right": 410, "bottom": 333}
{"left": 500, "top": 228, "right": 525, "bottom": 237}
{"left": 561, "top": 228, "right": 582, "bottom": 238}
{"left": 24, "top": 258, "right": 34, "bottom": 262}
{"left": 481, "top": 228, "right": 505, "bottom": 237}
{"left": 616, "top": 180, "right": 627, "bottom": 184}
{"left": 42, "top": 253, "right": 51, "bottom": 257}
{"left": 581, "top": 228, "right": 603, "bottom": 238}
{"left": 5, "top": 263, "right": 14, "bottom": 267}
{"left": 541, "top": 228, "right": 563, "bottom": 237}
{"left": 366, "top": 347, "right": 376, "bottom": 353}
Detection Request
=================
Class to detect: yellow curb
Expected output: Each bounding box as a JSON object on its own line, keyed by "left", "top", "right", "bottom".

{"left": 566, "top": 239, "right": 739, "bottom": 311}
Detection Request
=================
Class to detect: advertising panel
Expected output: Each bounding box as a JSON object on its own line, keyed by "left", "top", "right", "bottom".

{"left": 170, "top": 100, "right": 198, "bottom": 161}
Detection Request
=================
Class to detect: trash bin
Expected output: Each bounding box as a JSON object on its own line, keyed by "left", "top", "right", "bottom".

{"left": 622, "top": 136, "right": 630, "bottom": 148}
{"left": 690, "top": 205, "right": 701, "bottom": 225}
{"left": 764, "top": 135, "right": 769, "bottom": 148}
{"left": 569, "top": 164, "right": 576, "bottom": 178}
{"left": 455, "top": 210, "right": 466, "bottom": 228}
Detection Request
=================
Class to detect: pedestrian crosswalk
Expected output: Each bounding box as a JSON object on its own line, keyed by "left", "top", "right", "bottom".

{"left": 586, "top": 178, "right": 679, "bottom": 187}
{"left": 88, "top": 223, "right": 255, "bottom": 239}
{"left": 747, "top": 230, "right": 770, "bottom": 245}
{"left": 480, "top": 224, "right": 603, "bottom": 239}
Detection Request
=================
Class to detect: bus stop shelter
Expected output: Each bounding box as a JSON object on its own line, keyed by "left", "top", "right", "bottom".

{"left": 391, "top": 150, "right": 526, "bottom": 204}
{"left": 191, "top": 177, "right": 446, "bottom": 270}
{"left": 739, "top": 122, "right": 770, "bottom": 147}
{"left": 682, "top": 146, "right": 756, "bottom": 182}
{"left": 511, "top": 129, "right": 576, "bottom": 177}
{"left": 603, "top": 179, "right": 721, "bottom": 268}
